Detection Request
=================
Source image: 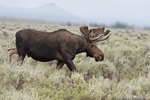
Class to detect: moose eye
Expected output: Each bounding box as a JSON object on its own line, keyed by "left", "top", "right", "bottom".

{"left": 91, "top": 44, "right": 94, "bottom": 48}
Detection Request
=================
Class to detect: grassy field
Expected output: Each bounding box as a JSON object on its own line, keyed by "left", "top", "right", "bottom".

{"left": 0, "top": 22, "right": 150, "bottom": 100}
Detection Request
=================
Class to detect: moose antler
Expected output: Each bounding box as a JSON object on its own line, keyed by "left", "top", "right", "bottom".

{"left": 79, "top": 26, "right": 91, "bottom": 40}
{"left": 88, "top": 28, "right": 105, "bottom": 41}
{"left": 80, "top": 26, "right": 110, "bottom": 42}
{"left": 96, "top": 30, "right": 110, "bottom": 41}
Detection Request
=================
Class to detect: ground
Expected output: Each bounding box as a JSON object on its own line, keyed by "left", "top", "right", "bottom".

{"left": 0, "top": 22, "right": 150, "bottom": 100}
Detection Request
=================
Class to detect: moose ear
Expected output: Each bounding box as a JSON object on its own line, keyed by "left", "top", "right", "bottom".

{"left": 79, "top": 26, "right": 89, "bottom": 35}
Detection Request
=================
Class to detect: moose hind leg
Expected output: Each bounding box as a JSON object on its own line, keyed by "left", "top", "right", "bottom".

{"left": 56, "top": 61, "right": 64, "bottom": 70}
{"left": 17, "top": 50, "right": 26, "bottom": 66}
{"left": 8, "top": 51, "right": 13, "bottom": 64}
{"left": 17, "top": 56, "right": 23, "bottom": 65}
{"left": 8, "top": 48, "right": 17, "bottom": 64}
{"left": 17, "top": 54, "right": 26, "bottom": 66}
{"left": 16, "top": 46, "right": 27, "bottom": 65}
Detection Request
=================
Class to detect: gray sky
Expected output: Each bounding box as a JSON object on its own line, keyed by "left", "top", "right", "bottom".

{"left": 0, "top": 0, "right": 149, "bottom": 26}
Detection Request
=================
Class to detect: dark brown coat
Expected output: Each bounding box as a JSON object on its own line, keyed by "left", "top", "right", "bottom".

{"left": 15, "top": 26, "right": 110, "bottom": 72}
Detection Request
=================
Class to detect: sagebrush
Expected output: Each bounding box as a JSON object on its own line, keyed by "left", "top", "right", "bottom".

{"left": 0, "top": 22, "right": 150, "bottom": 100}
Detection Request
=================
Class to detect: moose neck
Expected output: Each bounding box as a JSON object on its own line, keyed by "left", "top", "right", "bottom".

{"left": 76, "top": 37, "right": 89, "bottom": 54}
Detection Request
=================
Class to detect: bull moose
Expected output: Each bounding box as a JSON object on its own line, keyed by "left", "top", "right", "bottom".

{"left": 15, "top": 26, "right": 110, "bottom": 72}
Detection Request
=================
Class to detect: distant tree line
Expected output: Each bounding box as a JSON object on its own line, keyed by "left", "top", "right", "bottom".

{"left": 66, "top": 21, "right": 150, "bottom": 30}
{"left": 111, "top": 22, "right": 133, "bottom": 29}
{"left": 143, "top": 26, "right": 150, "bottom": 30}
{"left": 90, "top": 22, "right": 150, "bottom": 30}
{"left": 89, "top": 22, "right": 133, "bottom": 29}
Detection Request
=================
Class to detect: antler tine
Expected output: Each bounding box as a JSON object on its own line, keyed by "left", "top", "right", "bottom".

{"left": 89, "top": 32, "right": 104, "bottom": 41}
{"left": 88, "top": 28, "right": 105, "bottom": 41}
{"left": 96, "top": 30, "right": 110, "bottom": 42}
{"left": 88, "top": 28, "right": 110, "bottom": 42}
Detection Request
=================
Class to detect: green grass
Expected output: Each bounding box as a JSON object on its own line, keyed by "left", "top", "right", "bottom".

{"left": 0, "top": 22, "right": 150, "bottom": 100}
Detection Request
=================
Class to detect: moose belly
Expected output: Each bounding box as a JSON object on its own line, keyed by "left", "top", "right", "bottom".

{"left": 27, "top": 49, "right": 55, "bottom": 62}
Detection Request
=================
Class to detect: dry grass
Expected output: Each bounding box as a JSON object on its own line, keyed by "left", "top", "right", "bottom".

{"left": 0, "top": 22, "right": 150, "bottom": 100}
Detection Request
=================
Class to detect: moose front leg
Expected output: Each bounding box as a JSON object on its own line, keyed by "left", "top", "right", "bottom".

{"left": 56, "top": 61, "right": 64, "bottom": 70}
{"left": 65, "top": 60, "right": 78, "bottom": 72}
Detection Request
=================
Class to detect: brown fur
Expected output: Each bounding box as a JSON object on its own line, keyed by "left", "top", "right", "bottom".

{"left": 14, "top": 26, "right": 110, "bottom": 72}
{"left": 8, "top": 48, "right": 17, "bottom": 64}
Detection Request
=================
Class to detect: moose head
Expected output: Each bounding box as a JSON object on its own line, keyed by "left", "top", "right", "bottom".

{"left": 80, "top": 26, "right": 110, "bottom": 62}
